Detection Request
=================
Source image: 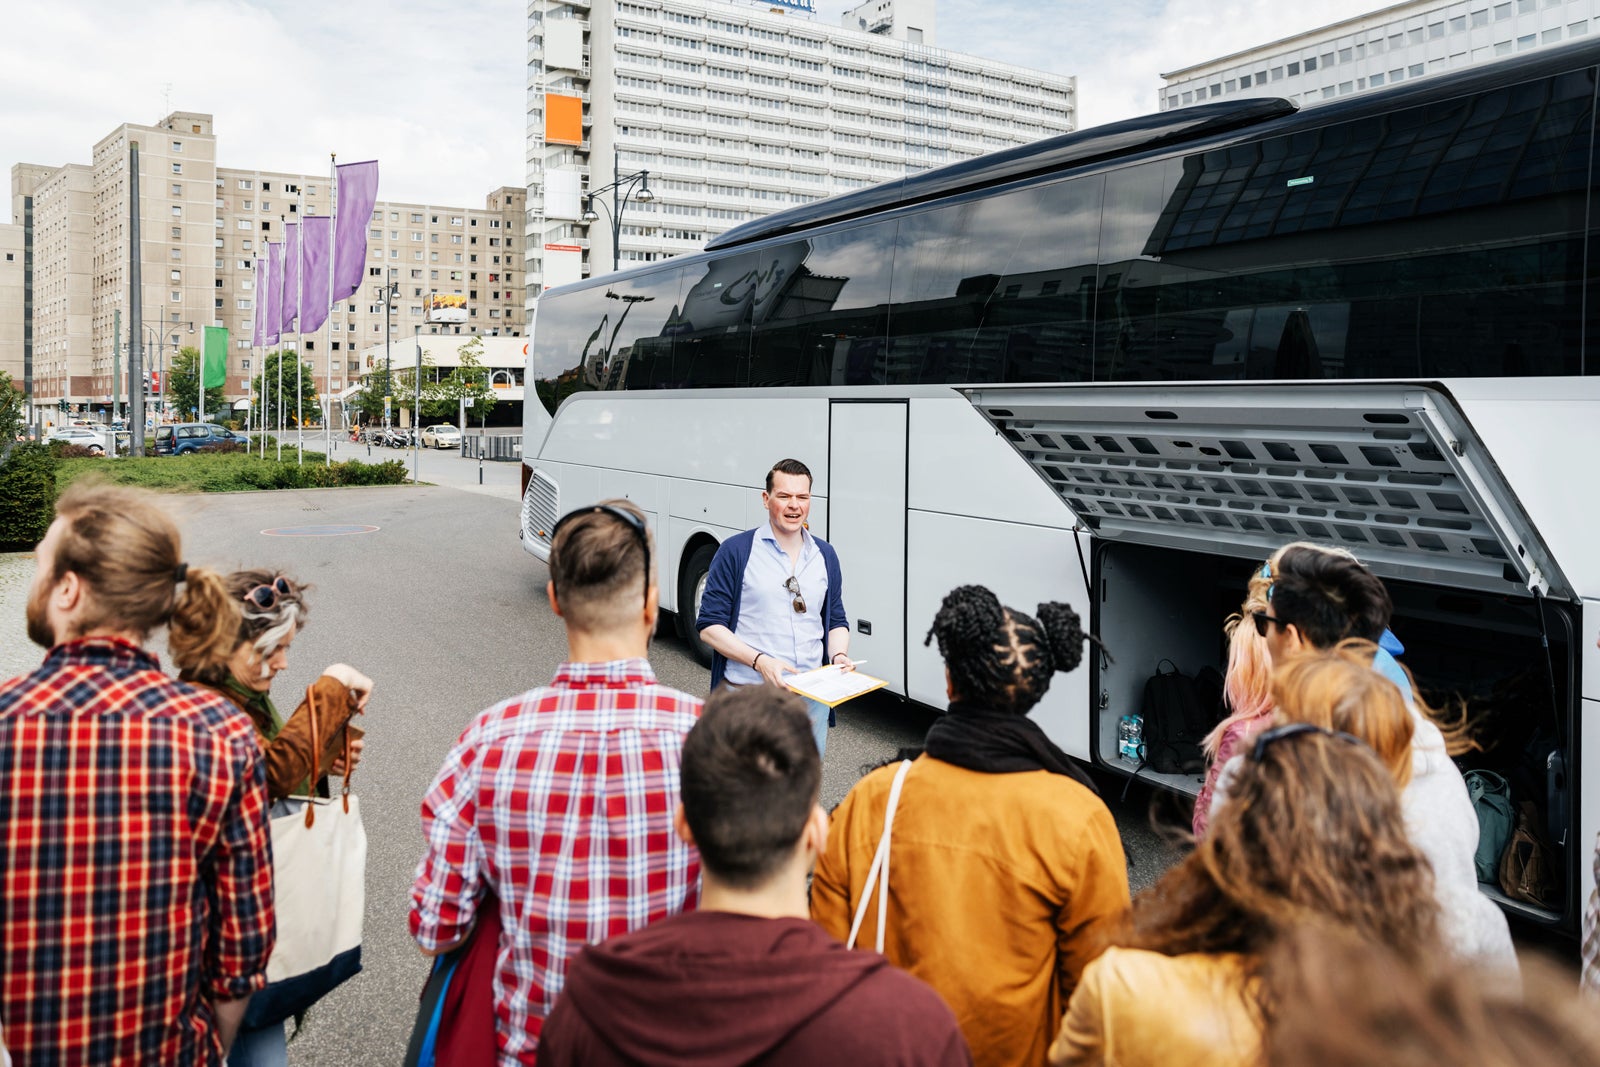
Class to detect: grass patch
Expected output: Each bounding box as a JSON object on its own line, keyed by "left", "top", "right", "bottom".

{"left": 57, "top": 451, "right": 409, "bottom": 493}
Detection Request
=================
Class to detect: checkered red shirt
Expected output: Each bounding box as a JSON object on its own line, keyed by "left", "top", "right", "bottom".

{"left": 410, "top": 659, "right": 702, "bottom": 1065}
{"left": 0, "top": 638, "right": 275, "bottom": 1065}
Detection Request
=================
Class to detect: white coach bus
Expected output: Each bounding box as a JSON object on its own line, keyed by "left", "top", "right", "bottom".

{"left": 522, "top": 41, "right": 1600, "bottom": 936}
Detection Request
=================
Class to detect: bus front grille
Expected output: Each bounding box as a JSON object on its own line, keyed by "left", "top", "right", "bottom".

{"left": 523, "top": 470, "right": 559, "bottom": 547}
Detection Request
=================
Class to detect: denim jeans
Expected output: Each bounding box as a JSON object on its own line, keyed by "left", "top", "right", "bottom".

{"left": 228, "top": 1020, "right": 287, "bottom": 1067}
{"left": 802, "top": 696, "right": 830, "bottom": 758}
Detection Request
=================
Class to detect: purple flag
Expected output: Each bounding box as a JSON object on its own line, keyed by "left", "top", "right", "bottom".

{"left": 300, "top": 216, "right": 333, "bottom": 334}
{"left": 252, "top": 257, "right": 268, "bottom": 347}
{"left": 281, "top": 221, "right": 301, "bottom": 334}
{"left": 264, "top": 242, "right": 284, "bottom": 348}
{"left": 332, "top": 160, "right": 379, "bottom": 305}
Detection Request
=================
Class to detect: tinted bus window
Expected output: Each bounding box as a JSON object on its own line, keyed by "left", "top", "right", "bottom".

{"left": 532, "top": 266, "right": 683, "bottom": 413}
{"left": 747, "top": 220, "right": 897, "bottom": 387}
{"left": 887, "top": 176, "right": 1103, "bottom": 385}
{"left": 1100, "top": 70, "right": 1594, "bottom": 381}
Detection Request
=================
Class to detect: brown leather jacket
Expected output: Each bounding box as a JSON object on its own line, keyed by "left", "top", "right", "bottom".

{"left": 206, "top": 674, "right": 364, "bottom": 803}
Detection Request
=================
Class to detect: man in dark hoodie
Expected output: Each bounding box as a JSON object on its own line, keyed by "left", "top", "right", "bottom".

{"left": 540, "top": 685, "right": 972, "bottom": 1067}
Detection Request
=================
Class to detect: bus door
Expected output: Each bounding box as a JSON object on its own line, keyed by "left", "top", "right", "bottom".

{"left": 827, "top": 400, "right": 909, "bottom": 694}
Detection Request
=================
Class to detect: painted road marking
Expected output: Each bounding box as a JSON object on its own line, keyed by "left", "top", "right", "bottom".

{"left": 261, "top": 524, "right": 380, "bottom": 537}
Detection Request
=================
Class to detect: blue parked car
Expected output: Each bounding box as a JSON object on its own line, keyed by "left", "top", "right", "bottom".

{"left": 154, "top": 423, "right": 249, "bottom": 455}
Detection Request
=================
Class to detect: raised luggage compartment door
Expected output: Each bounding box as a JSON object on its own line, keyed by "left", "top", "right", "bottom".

{"left": 959, "top": 382, "right": 1568, "bottom": 601}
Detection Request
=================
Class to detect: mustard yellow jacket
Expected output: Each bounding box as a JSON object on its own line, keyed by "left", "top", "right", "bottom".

{"left": 1049, "top": 947, "right": 1260, "bottom": 1067}
{"left": 812, "top": 756, "right": 1130, "bottom": 1067}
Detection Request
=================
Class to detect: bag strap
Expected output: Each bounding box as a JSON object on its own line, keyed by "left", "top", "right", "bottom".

{"left": 304, "top": 683, "right": 321, "bottom": 828}
{"left": 847, "top": 758, "right": 913, "bottom": 954}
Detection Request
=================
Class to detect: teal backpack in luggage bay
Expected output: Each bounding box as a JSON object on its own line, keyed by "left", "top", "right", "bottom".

{"left": 1464, "top": 769, "right": 1514, "bottom": 883}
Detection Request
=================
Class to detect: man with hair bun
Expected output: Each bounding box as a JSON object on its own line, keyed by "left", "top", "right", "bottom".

{"left": 0, "top": 483, "right": 275, "bottom": 1063}
{"left": 411, "top": 498, "right": 702, "bottom": 1064}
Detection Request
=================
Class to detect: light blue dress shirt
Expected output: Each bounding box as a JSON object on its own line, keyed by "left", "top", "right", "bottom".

{"left": 721, "top": 522, "right": 829, "bottom": 686}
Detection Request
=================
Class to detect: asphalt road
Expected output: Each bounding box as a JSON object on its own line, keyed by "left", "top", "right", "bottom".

{"left": 0, "top": 469, "right": 1185, "bottom": 1063}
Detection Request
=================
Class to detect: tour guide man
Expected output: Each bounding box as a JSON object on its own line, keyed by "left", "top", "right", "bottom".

{"left": 697, "top": 458, "right": 850, "bottom": 756}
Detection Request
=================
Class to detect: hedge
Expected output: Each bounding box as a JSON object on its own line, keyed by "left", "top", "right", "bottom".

{"left": 0, "top": 448, "right": 409, "bottom": 550}
{"left": 0, "top": 443, "right": 58, "bottom": 550}
{"left": 56, "top": 454, "right": 409, "bottom": 493}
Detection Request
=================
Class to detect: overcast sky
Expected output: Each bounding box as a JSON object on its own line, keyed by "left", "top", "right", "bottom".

{"left": 2, "top": 0, "right": 1382, "bottom": 207}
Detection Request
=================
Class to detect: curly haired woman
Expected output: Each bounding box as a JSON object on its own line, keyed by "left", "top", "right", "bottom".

{"left": 812, "top": 585, "right": 1129, "bottom": 1067}
{"left": 1051, "top": 726, "right": 1442, "bottom": 1067}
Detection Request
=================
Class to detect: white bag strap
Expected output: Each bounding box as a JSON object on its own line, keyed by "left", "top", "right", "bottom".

{"left": 846, "top": 758, "right": 913, "bottom": 954}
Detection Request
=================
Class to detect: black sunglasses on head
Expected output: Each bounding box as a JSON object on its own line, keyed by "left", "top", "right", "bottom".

{"left": 1250, "top": 610, "right": 1290, "bottom": 639}
{"left": 550, "top": 504, "right": 651, "bottom": 599}
{"left": 1249, "top": 722, "right": 1366, "bottom": 763}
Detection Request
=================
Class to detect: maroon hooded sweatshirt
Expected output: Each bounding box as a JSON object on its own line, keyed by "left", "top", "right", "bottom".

{"left": 539, "top": 910, "right": 972, "bottom": 1067}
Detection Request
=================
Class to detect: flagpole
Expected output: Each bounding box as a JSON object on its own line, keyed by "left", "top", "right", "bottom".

{"left": 326, "top": 152, "right": 336, "bottom": 467}
{"left": 295, "top": 191, "right": 305, "bottom": 466}
{"left": 277, "top": 215, "right": 285, "bottom": 462}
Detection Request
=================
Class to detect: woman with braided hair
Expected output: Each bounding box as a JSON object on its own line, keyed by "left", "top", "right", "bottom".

{"left": 812, "top": 585, "right": 1130, "bottom": 1067}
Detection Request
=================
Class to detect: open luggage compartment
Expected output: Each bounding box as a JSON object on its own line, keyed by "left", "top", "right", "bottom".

{"left": 1093, "top": 539, "right": 1577, "bottom": 927}
{"left": 963, "top": 380, "right": 1582, "bottom": 931}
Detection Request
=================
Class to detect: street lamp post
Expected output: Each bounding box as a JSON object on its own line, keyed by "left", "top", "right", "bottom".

{"left": 581, "top": 147, "right": 655, "bottom": 273}
{"left": 142, "top": 321, "right": 194, "bottom": 425}
{"left": 381, "top": 280, "right": 400, "bottom": 428}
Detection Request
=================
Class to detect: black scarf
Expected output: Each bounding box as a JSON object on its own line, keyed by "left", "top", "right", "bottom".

{"left": 921, "top": 701, "right": 1099, "bottom": 793}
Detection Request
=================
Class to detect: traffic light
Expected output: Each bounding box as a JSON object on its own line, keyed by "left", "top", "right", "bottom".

{"left": 58, "top": 399, "right": 68, "bottom": 413}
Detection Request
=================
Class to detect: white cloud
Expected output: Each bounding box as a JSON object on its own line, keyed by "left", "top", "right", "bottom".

{"left": 2, "top": 0, "right": 524, "bottom": 206}
{"left": 2, "top": 0, "right": 1399, "bottom": 212}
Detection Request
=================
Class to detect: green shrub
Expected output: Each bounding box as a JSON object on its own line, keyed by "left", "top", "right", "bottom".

{"left": 51, "top": 450, "right": 410, "bottom": 495}
{"left": 0, "top": 443, "right": 58, "bottom": 549}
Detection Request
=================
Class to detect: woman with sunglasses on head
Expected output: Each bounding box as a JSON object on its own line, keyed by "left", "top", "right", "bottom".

{"left": 1050, "top": 725, "right": 1441, "bottom": 1067}
{"left": 812, "top": 585, "right": 1129, "bottom": 1067}
{"left": 170, "top": 569, "right": 372, "bottom": 1067}
{"left": 1192, "top": 545, "right": 1287, "bottom": 838}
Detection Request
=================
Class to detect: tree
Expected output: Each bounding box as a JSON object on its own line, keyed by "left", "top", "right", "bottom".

{"left": 391, "top": 354, "right": 452, "bottom": 422}
{"left": 0, "top": 370, "right": 23, "bottom": 442}
{"left": 352, "top": 362, "right": 391, "bottom": 426}
{"left": 249, "top": 348, "right": 322, "bottom": 429}
{"left": 165, "top": 346, "right": 226, "bottom": 422}
{"left": 439, "top": 337, "right": 498, "bottom": 428}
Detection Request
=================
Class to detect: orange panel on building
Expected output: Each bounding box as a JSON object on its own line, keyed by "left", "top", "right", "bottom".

{"left": 545, "top": 94, "right": 583, "bottom": 146}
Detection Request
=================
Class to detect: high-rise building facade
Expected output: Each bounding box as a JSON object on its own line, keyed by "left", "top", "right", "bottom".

{"left": 9, "top": 111, "right": 524, "bottom": 417}
{"left": 1160, "top": 0, "right": 1600, "bottom": 113}
{"left": 525, "top": 0, "right": 1077, "bottom": 296}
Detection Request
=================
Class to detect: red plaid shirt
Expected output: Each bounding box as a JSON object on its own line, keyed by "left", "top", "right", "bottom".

{"left": 0, "top": 638, "right": 275, "bottom": 1066}
{"left": 410, "top": 659, "right": 702, "bottom": 1065}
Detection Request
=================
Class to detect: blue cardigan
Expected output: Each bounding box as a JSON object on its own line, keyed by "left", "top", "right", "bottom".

{"left": 695, "top": 527, "right": 848, "bottom": 693}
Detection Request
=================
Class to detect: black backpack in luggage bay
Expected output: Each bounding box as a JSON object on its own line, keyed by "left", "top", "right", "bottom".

{"left": 1141, "top": 660, "right": 1210, "bottom": 776}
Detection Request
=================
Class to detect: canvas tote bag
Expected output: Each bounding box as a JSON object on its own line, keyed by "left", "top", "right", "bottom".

{"left": 847, "top": 759, "right": 914, "bottom": 953}
{"left": 242, "top": 683, "right": 367, "bottom": 1029}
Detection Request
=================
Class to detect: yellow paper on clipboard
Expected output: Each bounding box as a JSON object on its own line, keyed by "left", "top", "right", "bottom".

{"left": 785, "top": 665, "right": 888, "bottom": 708}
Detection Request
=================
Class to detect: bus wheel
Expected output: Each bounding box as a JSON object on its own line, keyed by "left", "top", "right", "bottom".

{"left": 676, "top": 542, "right": 717, "bottom": 668}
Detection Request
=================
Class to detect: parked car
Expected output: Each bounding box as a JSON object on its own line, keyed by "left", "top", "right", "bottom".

{"left": 153, "top": 422, "right": 248, "bottom": 456}
{"left": 420, "top": 424, "right": 462, "bottom": 449}
{"left": 46, "top": 427, "right": 105, "bottom": 455}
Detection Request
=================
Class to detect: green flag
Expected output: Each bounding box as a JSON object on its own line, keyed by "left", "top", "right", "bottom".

{"left": 202, "top": 326, "right": 228, "bottom": 388}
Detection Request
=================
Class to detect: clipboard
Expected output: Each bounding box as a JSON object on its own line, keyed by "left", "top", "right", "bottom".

{"left": 785, "top": 665, "right": 888, "bottom": 708}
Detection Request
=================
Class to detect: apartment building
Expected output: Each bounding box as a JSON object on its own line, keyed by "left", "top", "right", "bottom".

{"left": 9, "top": 111, "right": 524, "bottom": 415}
{"left": 525, "top": 0, "right": 1078, "bottom": 295}
{"left": 1160, "top": 0, "right": 1600, "bottom": 112}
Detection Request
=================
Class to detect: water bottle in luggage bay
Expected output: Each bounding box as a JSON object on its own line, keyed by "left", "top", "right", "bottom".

{"left": 1118, "top": 714, "right": 1143, "bottom": 763}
